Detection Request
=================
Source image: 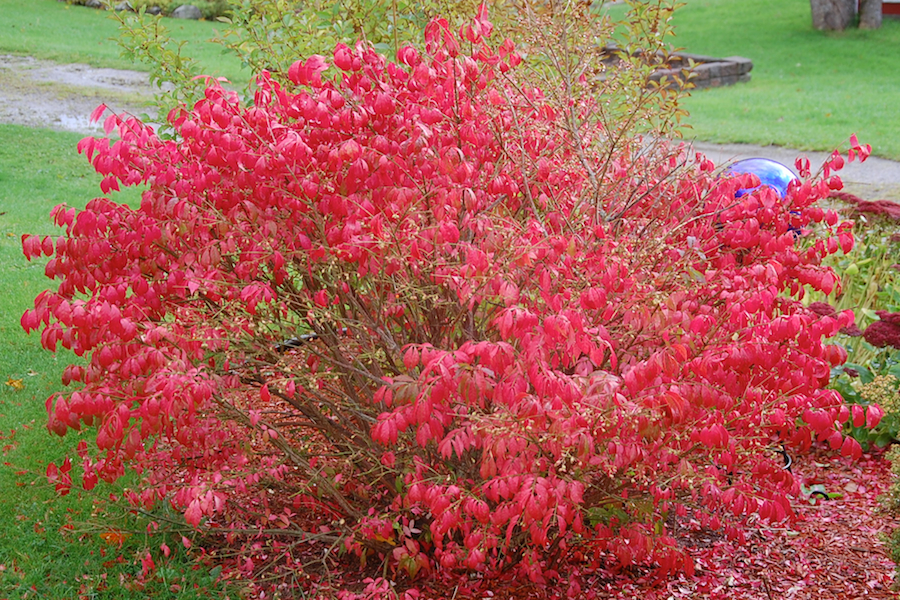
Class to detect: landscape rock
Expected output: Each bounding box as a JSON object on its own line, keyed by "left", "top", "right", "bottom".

{"left": 145, "top": 6, "right": 162, "bottom": 15}
{"left": 171, "top": 4, "right": 202, "bottom": 19}
{"left": 114, "top": 1, "right": 133, "bottom": 11}
{"left": 85, "top": 0, "right": 104, "bottom": 8}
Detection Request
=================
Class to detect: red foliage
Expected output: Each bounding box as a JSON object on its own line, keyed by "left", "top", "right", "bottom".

{"left": 806, "top": 302, "right": 863, "bottom": 336}
{"left": 828, "top": 191, "right": 900, "bottom": 221}
{"left": 22, "top": 9, "right": 877, "bottom": 595}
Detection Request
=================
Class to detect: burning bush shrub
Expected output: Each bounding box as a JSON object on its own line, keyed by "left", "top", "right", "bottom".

{"left": 22, "top": 5, "right": 875, "bottom": 596}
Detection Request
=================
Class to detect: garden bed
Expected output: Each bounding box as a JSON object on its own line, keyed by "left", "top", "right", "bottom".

{"left": 598, "top": 47, "right": 753, "bottom": 89}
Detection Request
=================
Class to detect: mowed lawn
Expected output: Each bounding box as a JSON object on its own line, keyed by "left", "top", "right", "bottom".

{"left": 0, "top": 126, "right": 236, "bottom": 598}
{"left": 668, "top": 0, "right": 900, "bottom": 159}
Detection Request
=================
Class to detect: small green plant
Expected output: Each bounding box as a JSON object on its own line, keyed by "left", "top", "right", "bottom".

{"left": 833, "top": 358, "right": 900, "bottom": 447}
{"left": 886, "top": 445, "right": 900, "bottom": 508}
{"left": 825, "top": 210, "right": 900, "bottom": 362}
{"left": 810, "top": 195, "right": 900, "bottom": 447}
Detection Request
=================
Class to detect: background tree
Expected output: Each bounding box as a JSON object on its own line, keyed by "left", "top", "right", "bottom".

{"left": 810, "top": 0, "right": 883, "bottom": 30}
{"left": 859, "top": 0, "right": 883, "bottom": 29}
{"left": 810, "top": 0, "right": 857, "bottom": 30}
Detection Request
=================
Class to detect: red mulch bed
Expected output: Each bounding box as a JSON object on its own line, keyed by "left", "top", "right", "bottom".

{"left": 214, "top": 446, "right": 899, "bottom": 599}
{"left": 580, "top": 447, "right": 899, "bottom": 600}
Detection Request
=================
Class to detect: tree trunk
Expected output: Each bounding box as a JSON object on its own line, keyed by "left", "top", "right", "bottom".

{"left": 859, "top": 0, "right": 883, "bottom": 28}
{"left": 810, "top": 0, "right": 857, "bottom": 30}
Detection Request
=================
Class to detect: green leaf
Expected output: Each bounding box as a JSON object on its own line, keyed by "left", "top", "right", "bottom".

{"left": 875, "top": 431, "right": 895, "bottom": 448}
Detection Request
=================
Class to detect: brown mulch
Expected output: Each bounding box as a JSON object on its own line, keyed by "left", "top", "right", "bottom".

{"left": 829, "top": 191, "right": 900, "bottom": 222}
{"left": 591, "top": 448, "right": 900, "bottom": 600}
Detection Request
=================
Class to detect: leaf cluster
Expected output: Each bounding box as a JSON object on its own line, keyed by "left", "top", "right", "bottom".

{"left": 832, "top": 353, "right": 900, "bottom": 448}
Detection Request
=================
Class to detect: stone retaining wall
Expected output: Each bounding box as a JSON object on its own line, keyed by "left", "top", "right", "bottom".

{"left": 648, "top": 53, "right": 753, "bottom": 89}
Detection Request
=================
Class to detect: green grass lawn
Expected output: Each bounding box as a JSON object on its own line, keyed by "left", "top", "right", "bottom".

{"left": 0, "top": 125, "right": 235, "bottom": 598}
{"left": 664, "top": 0, "right": 900, "bottom": 159}
{"left": 0, "top": 3, "right": 248, "bottom": 595}
{"left": 0, "top": 0, "right": 249, "bottom": 84}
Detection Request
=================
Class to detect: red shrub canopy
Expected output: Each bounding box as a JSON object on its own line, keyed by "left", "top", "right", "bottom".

{"left": 21, "top": 13, "right": 874, "bottom": 595}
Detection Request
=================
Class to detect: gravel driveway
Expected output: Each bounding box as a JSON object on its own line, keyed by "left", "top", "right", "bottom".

{"left": 0, "top": 54, "right": 157, "bottom": 134}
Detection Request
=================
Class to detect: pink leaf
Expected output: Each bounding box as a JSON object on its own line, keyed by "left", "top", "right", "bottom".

{"left": 288, "top": 55, "right": 328, "bottom": 86}
{"left": 89, "top": 104, "right": 107, "bottom": 123}
{"left": 141, "top": 551, "right": 156, "bottom": 579}
{"left": 866, "top": 404, "right": 885, "bottom": 429}
{"left": 103, "top": 114, "right": 117, "bottom": 135}
{"left": 840, "top": 436, "right": 862, "bottom": 460}
{"left": 184, "top": 500, "right": 203, "bottom": 528}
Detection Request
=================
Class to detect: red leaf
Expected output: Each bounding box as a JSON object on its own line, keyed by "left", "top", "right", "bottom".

{"left": 141, "top": 550, "right": 156, "bottom": 579}
{"left": 373, "top": 93, "right": 396, "bottom": 116}
{"left": 837, "top": 404, "right": 850, "bottom": 424}
{"left": 288, "top": 55, "right": 328, "bottom": 86}
{"left": 827, "top": 430, "right": 843, "bottom": 450}
{"left": 840, "top": 436, "right": 862, "bottom": 460}
{"left": 333, "top": 44, "right": 354, "bottom": 71}
{"left": 46, "top": 462, "right": 58, "bottom": 483}
{"left": 866, "top": 404, "right": 885, "bottom": 429}
{"left": 803, "top": 409, "right": 833, "bottom": 434}
{"left": 184, "top": 500, "right": 203, "bottom": 528}
{"left": 89, "top": 103, "right": 107, "bottom": 123}
{"left": 103, "top": 114, "right": 117, "bottom": 135}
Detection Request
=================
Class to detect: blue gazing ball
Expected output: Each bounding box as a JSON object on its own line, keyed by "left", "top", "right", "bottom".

{"left": 726, "top": 158, "right": 799, "bottom": 199}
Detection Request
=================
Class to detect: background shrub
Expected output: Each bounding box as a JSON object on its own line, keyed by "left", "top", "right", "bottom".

{"left": 809, "top": 197, "right": 900, "bottom": 447}
{"left": 113, "top": 0, "right": 687, "bottom": 138}
{"left": 63, "top": 0, "right": 232, "bottom": 18}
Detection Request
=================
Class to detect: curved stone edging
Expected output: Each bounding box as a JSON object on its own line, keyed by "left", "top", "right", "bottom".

{"left": 599, "top": 47, "right": 753, "bottom": 90}
{"left": 654, "top": 53, "right": 753, "bottom": 89}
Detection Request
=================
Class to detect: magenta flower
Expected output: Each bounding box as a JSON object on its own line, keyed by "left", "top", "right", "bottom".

{"left": 863, "top": 312, "right": 900, "bottom": 349}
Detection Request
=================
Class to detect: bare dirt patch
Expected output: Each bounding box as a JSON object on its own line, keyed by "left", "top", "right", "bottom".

{"left": 0, "top": 54, "right": 158, "bottom": 134}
